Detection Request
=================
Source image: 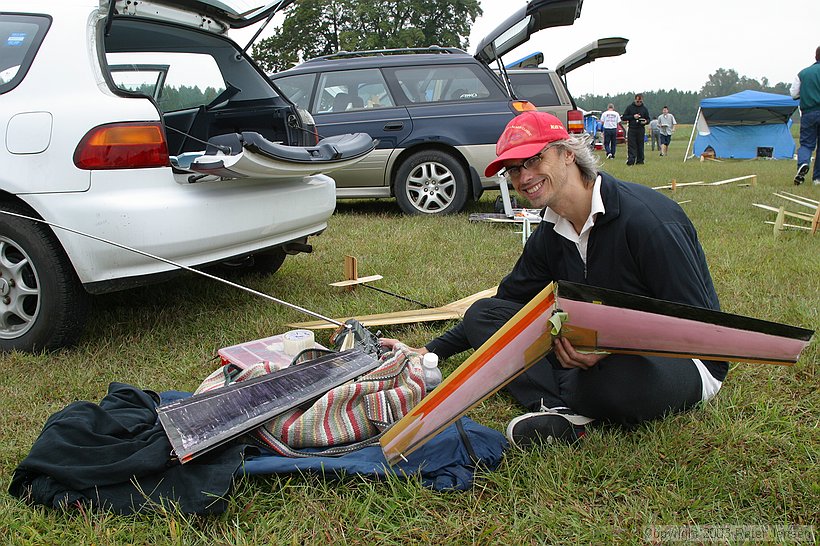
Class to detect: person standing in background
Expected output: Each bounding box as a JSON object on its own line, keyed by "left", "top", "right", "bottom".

{"left": 649, "top": 118, "right": 660, "bottom": 152}
{"left": 791, "top": 46, "right": 820, "bottom": 185}
{"left": 600, "top": 103, "right": 622, "bottom": 159}
{"left": 657, "top": 106, "right": 677, "bottom": 157}
{"left": 622, "top": 94, "right": 650, "bottom": 165}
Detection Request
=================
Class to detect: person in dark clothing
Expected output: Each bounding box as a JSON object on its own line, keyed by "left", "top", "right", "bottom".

{"left": 622, "top": 94, "right": 650, "bottom": 165}
{"left": 790, "top": 46, "right": 820, "bottom": 185}
{"left": 382, "top": 111, "right": 726, "bottom": 449}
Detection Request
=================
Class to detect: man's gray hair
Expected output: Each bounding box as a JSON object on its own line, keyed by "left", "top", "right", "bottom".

{"left": 553, "top": 135, "right": 599, "bottom": 184}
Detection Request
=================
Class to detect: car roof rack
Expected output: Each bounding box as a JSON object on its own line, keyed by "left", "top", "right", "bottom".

{"left": 305, "top": 46, "right": 467, "bottom": 63}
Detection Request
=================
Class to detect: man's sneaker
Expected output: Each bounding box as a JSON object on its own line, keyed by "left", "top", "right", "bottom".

{"left": 794, "top": 163, "right": 809, "bottom": 185}
{"left": 814, "top": 179, "right": 820, "bottom": 186}
{"left": 506, "top": 409, "right": 593, "bottom": 449}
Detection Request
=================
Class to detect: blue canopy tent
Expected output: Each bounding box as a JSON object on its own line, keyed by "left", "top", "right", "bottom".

{"left": 686, "top": 90, "right": 799, "bottom": 160}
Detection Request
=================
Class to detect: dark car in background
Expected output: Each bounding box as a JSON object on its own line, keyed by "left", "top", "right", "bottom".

{"left": 270, "top": 0, "right": 585, "bottom": 215}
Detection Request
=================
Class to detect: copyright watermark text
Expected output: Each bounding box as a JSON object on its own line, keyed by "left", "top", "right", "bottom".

{"left": 644, "top": 524, "right": 815, "bottom": 543}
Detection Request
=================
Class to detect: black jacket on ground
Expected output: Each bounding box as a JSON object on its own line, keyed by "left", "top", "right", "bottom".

{"left": 427, "top": 172, "right": 728, "bottom": 381}
{"left": 9, "top": 383, "right": 254, "bottom": 515}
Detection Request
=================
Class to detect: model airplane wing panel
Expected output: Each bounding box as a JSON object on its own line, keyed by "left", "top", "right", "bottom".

{"left": 558, "top": 298, "right": 809, "bottom": 365}
{"left": 380, "top": 283, "right": 557, "bottom": 464}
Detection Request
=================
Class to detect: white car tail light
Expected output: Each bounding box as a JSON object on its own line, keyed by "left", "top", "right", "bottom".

{"left": 74, "top": 122, "right": 170, "bottom": 169}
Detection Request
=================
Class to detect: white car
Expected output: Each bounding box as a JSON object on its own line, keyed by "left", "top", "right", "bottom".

{"left": 0, "top": 0, "right": 374, "bottom": 352}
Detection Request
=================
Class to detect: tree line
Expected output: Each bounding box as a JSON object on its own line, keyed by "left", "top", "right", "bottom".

{"left": 248, "top": 2, "right": 792, "bottom": 124}
{"left": 575, "top": 69, "right": 792, "bottom": 123}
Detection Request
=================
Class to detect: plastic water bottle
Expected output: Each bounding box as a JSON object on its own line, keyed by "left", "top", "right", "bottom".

{"left": 422, "top": 352, "right": 442, "bottom": 391}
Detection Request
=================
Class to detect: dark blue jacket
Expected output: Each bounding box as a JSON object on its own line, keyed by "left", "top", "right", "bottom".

{"left": 623, "top": 102, "right": 650, "bottom": 127}
{"left": 429, "top": 172, "right": 728, "bottom": 380}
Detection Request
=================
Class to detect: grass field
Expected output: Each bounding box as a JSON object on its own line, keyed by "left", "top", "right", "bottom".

{"left": 1, "top": 129, "right": 818, "bottom": 544}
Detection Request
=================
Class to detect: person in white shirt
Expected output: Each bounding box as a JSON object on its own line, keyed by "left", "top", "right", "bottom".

{"left": 599, "top": 103, "right": 621, "bottom": 159}
{"left": 657, "top": 106, "right": 677, "bottom": 156}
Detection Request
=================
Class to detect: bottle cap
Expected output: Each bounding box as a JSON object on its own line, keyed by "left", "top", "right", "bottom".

{"left": 422, "top": 352, "right": 439, "bottom": 368}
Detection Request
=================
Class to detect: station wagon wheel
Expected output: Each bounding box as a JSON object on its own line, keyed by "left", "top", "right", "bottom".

{"left": 0, "top": 205, "right": 90, "bottom": 352}
{"left": 395, "top": 150, "right": 469, "bottom": 215}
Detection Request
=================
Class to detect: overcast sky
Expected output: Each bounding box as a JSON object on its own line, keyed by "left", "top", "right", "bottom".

{"left": 469, "top": 0, "right": 820, "bottom": 96}
{"left": 232, "top": 0, "right": 819, "bottom": 97}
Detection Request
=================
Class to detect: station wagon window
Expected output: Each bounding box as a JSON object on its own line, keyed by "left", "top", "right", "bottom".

{"left": 313, "top": 69, "right": 394, "bottom": 113}
{"left": 388, "top": 65, "right": 494, "bottom": 104}
{"left": 0, "top": 15, "right": 51, "bottom": 95}
{"left": 273, "top": 73, "right": 315, "bottom": 110}
{"left": 106, "top": 52, "right": 226, "bottom": 113}
{"left": 507, "top": 72, "right": 560, "bottom": 107}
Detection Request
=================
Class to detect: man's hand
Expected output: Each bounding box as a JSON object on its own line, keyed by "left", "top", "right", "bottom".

{"left": 553, "top": 336, "right": 606, "bottom": 370}
{"left": 379, "top": 337, "right": 427, "bottom": 355}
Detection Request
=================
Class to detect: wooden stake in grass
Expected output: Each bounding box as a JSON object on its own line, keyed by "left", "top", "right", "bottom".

{"left": 345, "top": 255, "right": 357, "bottom": 283}
{"left": 330, "top": 255, "right": 383, "bottom": 291}
{"left": 774, "top": 206, "right": 786, "bottom": 238}
{"left": 328, "top": 256, "right": 429, "bottom": 308}
{"left": 671, "top": 179, "right": 677, "bottom": 192}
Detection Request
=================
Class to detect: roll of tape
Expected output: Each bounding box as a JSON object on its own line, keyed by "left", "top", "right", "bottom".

{"left": 283, "top": 329, "right": 315, "bottom": 356}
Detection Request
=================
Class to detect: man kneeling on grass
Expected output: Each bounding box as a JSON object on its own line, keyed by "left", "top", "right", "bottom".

{"left": 382, "top": 111, "right": 727, "bottom": 449}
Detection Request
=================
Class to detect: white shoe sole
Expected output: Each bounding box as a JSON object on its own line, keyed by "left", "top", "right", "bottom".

{"left": 505, "top": 411, "right": 594, "bottom": 437}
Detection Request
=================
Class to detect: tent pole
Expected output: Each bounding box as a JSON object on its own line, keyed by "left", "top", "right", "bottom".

{"left": 684, "top": 107, "right": 700, "bottom": 162}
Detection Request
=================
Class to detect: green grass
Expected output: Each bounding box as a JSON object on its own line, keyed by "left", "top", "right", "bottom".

{"left": 1, "top": 130, "right": 818, "bottom": 544}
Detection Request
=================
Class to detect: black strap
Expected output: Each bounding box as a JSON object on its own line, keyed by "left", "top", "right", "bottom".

{"left": 455, "top": 418, "right": 480, "bottom": 466}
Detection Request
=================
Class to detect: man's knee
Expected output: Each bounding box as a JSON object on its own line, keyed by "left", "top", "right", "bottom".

{"left": 463, "top": 298, "right": 523, "bottom": 349}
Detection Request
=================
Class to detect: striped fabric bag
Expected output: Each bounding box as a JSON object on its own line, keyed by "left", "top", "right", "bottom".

{"left": 193, "top": 343, "right": 426, "bottom": 457}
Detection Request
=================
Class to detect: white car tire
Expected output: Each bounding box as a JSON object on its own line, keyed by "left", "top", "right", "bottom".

{"left": 0, "top": 205, "right": 90, "bottom": 352}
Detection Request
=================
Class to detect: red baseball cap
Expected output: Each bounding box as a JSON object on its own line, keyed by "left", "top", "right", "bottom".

{"left": 484, "top": 111, "right": 570, "bottom": 177}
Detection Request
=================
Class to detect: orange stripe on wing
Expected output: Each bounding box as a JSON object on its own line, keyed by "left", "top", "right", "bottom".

{"left": 412, "top": 290, "right": 556, "bottom": 418}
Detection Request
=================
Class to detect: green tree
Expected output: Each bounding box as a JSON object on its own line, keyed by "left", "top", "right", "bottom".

{"left": 253, "top": 0, "right": 482, "bottom": 73}
{"left": 698, "top": 67, "right": 789, "bottom": 97}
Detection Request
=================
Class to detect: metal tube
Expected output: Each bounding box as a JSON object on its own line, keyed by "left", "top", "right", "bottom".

{"left": 0, "top": 210, "right": 347, "bottom": 328}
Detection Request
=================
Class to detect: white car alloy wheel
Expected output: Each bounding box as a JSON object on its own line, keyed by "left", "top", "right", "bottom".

{"left": 0, "top": 235, "right": 40, "bottom": 339}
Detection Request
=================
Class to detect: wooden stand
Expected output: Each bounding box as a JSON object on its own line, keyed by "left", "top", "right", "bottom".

{"left": 329, "top": 256, "right": 383, "bottom": 291}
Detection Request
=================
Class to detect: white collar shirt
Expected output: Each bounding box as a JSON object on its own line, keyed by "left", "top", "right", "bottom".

{"left": 542, "top": 175, "right": 605, "bottom": 264}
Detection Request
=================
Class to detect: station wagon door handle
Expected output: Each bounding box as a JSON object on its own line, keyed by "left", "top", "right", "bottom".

{"left": 383, "top": 122, "right": 404, "bottom": 131}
